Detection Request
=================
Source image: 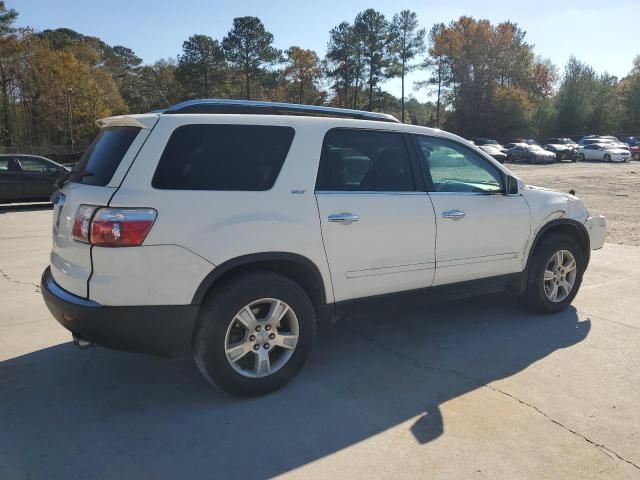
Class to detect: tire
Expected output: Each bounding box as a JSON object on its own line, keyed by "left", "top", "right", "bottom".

{"left": 632, "top": 152, "right": 640, "bottom": 161}
{"left": 193, "top": 271, "right": 317, "bottom": 397}
{"left": 521, "top": 233, "right": 585, "bottom": 314}
{"left": 577, "top": 153, "right": 585, "bottom": 162}
{"left": 603, "top": 154, "right": 611, "bottom": 162}
{"left": 507, "top": 154, "right": 514, "bottom": 163}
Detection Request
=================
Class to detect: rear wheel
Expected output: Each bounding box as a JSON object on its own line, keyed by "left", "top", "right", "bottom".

{"left": 193, "top": 272, "right": 316, "bottom": 396}
{"left": 632, "top": 152, "right": 639, "bottom": 161}
{"left": 522, "top": 234, "right": 584, "bottom": 314}
{"left": 577, "top": 153, "right": 585, "bottom": 162}
{"left": 603, "top": 154, "right": 611, "bottom": 162}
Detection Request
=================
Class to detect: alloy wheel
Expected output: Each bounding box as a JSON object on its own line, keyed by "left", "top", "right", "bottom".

{"left": 224, "top": 298, "right": 299, "bottom": 378}
{"left": 543, "top": 250, "right": 577, "bottom": 303}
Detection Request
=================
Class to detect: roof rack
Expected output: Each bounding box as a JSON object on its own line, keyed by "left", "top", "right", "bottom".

{"left": 162, "top": 99, "right": 400, "bottom": 123}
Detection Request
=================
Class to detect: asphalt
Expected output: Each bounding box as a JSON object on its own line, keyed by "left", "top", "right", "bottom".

{"left": 0, "top": 204, "right": 638, "bottom": 480}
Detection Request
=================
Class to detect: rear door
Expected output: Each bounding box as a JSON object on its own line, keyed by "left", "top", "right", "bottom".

{"left": 50, "top": 119, "right": 155, "bottom": 297}
{"left": 0, "top": 157, "right": 25, "bottom": 202}
{"left": 315, "top": 128, "right": 437, "bottom": 302}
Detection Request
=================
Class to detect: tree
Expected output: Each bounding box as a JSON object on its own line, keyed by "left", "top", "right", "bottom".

{"left": 618, "top": 56, "right": 640, "bottom": 133}
{"left": 353, "top": 9, "right": 392, "bottom": 111}
{"left": 0, "top": 0, "right": 18, "bottom": 145}
{"left": 283, "top": 46, "right": 321, "bottom": 104}
{"left": 389, "top": 10, "right": 425, "bottom": 122}
{"left": 177, "top": 34, "right": 225, "bottom": 98}
{"left": 325, "top": 22, "right": 363, "bottom": 108}
{"left": 222, "top": 16, "right": 280, "bottom": 100}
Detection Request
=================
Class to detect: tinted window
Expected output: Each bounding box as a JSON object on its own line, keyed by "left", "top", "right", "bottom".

{"left": 74, "top": 126, "right": 141, "bottom": 186}
{"left": 316, "top": 129, "right": 414, "bottom": 192}
{"left": 0, "top": 157, "right": 18, "bottom": 172}
{"left": 414, "top": 136, "right": 503, "bottom": 194}
{"left": 152, "top": 125, "right": 294, "bottom": 191}
{"left": 18, "top": 157, "right": 58, "bottom": 173}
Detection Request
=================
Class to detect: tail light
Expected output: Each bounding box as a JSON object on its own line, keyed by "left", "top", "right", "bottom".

{"left": 72, "top": 205, "right": 157, "bottom": 247}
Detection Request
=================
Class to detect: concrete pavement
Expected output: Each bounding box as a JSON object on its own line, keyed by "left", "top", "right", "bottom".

{"left": 0, "top": 205, "right": 638, "bottom": 479}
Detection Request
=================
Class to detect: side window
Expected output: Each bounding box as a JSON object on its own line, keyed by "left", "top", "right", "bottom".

{"left": 153, "top": 125, "right": 294, "bottom": 191}
{"left": 18, "top": 157, "right": 55, "bottom": 173}
{"left": 0, "top": 157, "right": 21, "bottom": 173}
{"left": 414, "top": 136, "right": 503, "bottom": 194}
{"left": 315, "top": 129, "right": 415, "bottom": 192}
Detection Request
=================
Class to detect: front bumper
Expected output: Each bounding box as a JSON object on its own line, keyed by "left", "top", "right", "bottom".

{"left": 41, "top": 267, "right": 199, "bottom": 357}
{"left": 585, "top": 215, "right": 607, "bottom": 250}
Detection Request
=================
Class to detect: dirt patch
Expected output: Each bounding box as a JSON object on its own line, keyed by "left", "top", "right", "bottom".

{"left": 509, "top": 161, "right": 640, "bottom": 247}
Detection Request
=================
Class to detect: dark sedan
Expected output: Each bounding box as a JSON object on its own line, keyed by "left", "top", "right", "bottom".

{"left": 0, "top": 154, "right": 69, "bottom": 204}
{"left": 506, "top": 144, "right": 557, "bottom": 164}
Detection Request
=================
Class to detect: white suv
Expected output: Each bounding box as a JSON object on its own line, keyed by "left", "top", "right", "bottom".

{"left": 41, "top": 100, "right": 607, "bottom": 396}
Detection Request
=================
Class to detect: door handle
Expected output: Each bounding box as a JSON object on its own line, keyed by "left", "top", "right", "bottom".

{"left": 442, "top": 209, "right": 466, "bottom": 220}
{"left": 328, "top": 213, "right": 359, "bottom": 225}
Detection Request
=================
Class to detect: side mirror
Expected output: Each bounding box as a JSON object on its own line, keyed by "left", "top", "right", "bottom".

{"left": 505, "top": 175, "right": 519, "bottom": 195}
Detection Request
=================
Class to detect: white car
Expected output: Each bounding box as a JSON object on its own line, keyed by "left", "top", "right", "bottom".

{"left": 41, "top": 100, "right": 607, "bottom": 396}
{"left": 577, "top": 144, "right": 631, "bottom": 162}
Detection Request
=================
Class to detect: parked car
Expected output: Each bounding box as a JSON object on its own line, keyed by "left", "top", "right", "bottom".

{"left": 478, "top": 144, "right": 507, "bottom": 163}
{"left": 546, "top": 137, "right": 579, "bottom": 149}
{"left": 577, "top": 144, "right": 630, "bottom": 162}
{"left": 41, "top": 99, "right": 607, "bottom": 396}
{"left": 543, "top": 142, "right": 577, "bottom": 162}
{"left": 506, "top": 144, "right": 557, "bottom": 164}
{"left": 0, "top": 154, "right": 69, "bottom": 204}
{"left": 473, "top": 138, "right": 507, "bottom": 152}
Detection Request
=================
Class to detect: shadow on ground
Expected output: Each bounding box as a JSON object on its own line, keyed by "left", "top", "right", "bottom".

{"left": 0, "top": 294, "right": 589, "bottom": 479}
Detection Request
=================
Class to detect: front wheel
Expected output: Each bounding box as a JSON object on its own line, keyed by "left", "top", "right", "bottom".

{"left": 603, "top": 154, "right": 611, "bottom": 162}
{"left": 522, "top": 234, "right": 585, "bottom": 314}
{"left": 632, "top": 152, "right": 639, "bottom": 161}
{"left": 577, "top": 153, "right": 585, "bottom": 162}
{"left": 193, "top": 272, "right": 317, "bottom": 396}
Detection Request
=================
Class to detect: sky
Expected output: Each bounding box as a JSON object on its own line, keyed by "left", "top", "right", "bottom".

{"left": 14, "top": 0, "right": 640, "bottom": 102}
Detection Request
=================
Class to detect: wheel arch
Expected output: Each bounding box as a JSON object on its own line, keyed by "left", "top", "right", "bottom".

{"left": 525, "top": 219, "right": 591, "bottom": 271}
{"left": 192, "top": 252, "right": 333, "bottom": 323}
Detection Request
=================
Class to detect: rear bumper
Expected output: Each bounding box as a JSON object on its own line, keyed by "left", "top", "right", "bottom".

{"left": 585, "top": 215, "right": 607, "bottom": 250}
{"left": 41, "top": 267, "right": 199, "bottom": 357}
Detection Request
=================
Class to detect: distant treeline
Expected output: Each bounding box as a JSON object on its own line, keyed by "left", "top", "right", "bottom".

{"left": 0, "top": 2, "right": 638, "bottom": 149}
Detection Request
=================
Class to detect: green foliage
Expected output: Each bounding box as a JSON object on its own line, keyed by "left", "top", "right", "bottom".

{"left": 0, "top": 2, "right": 638, "bottom": 150}
{"left": 177, "top": 34, "right": 225, "bottom": 98}
{"left": 222, "top": 16, "right": 280, "bottom": 99}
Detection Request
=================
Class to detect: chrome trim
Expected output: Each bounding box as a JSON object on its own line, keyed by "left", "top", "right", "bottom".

{"left": 442, "top": 209, "right": 466, "bottom": 219}
{"left": 328, "top": 213, "right": 359, "bottom": 224}
{"left": 315, "top": 191, "right": 428, "bottom": 196}
{"left": 43, "top": 268, "right": 100, "bottom": 308}
{"left": 428, "top": 191, "right": 505, "bottom": 196}
{"left": 346, "top": 261, "right": 435, "bottom": 278}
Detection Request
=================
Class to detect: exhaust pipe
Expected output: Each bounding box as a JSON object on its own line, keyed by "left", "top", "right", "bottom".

{"left": 72, "top": 333, "right": 93, "bottom": 349}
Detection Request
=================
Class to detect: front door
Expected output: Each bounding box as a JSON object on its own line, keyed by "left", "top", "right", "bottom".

{"left": 412, "top": 135, "right": 531, "bottom": 286}
{"left": 315, "top": 128, "right": 437, "bottom": 302}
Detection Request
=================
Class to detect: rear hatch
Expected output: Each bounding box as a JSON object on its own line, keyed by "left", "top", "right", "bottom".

{"left": 50, "top": 115, "right": 158, "bottom": 297}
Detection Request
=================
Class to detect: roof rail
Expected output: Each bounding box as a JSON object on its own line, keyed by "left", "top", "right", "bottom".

{"left": 162, "top": 99, "right": 400, "bottom": 123}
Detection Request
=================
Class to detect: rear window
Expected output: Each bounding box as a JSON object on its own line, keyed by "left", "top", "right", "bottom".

{"left": 73, "top": 126, "right": 141, "bottom": 186}
{"left": 152, "top": 124, "right": 295, "bottom": 191}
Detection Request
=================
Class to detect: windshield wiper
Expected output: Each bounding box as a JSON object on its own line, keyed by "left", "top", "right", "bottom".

{"left": 55, "top": 169, "right": 94, "bottom": 188}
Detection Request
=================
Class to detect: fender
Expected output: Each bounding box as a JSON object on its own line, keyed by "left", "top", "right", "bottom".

{"left": 191, "top": 252, "right": 328, "bottom": 309}
{"left": 525, "top": 218, "right": 591, "bottom": 271}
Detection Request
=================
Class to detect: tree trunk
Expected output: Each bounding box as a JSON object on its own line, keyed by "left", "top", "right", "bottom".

{"left": 0, "top": 65, "right": 11, "bottom": 146}
{"left": 368, "top": 72, "right": 373, "bottom": 111}
{"left": 204, "top": 70, "right": 209, "bottom": 97}
{"left": 245, "top": 69, "right": 251, "bottom": 100}
{"left": 298, "top": 80, "right": 303, "bottom": 104}
{"left": 401, "top": 59, "right": 406, "bottom": 123}
{"left": 436, "top": 59, "right": 442, "bottom": 128}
